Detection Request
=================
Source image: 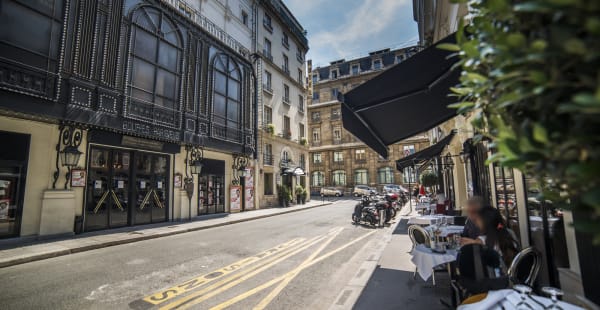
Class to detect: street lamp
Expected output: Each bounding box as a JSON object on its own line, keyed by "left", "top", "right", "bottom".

{"left": 52, "top": 125, "right": 84, "bottom": 190}
{"left": 60, "top": 145, "right": 83, "bottom": 168}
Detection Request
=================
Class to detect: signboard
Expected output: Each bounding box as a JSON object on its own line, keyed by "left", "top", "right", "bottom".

{"left": 70, "top": 169, "right": 86, "bottom": 187}
{"left": 244, "top": 167, "right": 254, "bottom": 210}
{"left": 230, "top": 185, "right": 241, "bottom": 211}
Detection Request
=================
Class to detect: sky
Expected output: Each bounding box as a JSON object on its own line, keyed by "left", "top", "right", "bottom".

{"left": 283, "top": 0, "right": 419, "bottom": 67}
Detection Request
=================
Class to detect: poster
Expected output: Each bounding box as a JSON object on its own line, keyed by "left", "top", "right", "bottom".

{"left": 244, "top": 167, "right": 254, "bottom": 210}
{"left": 230, "top": 185, "right": 241, "bottom": 211}
{"left": 174, "top": 174, "right": 182, "bottom": 188}
{"left": 0, "top": 199, "right": 9, "bottom": 220}
{"left": 71, "top": 170, "right": 86, "bottom": 187}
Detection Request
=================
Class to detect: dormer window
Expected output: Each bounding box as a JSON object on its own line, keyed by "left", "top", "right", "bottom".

{"left": 331, "top": 69, "right": 338, "bottom": 79}
{"left": 351, "top": 64, "right": 359, "bottom": 75}
{"left": 373, "top": 59, "right": 382, "bottom": 70}
{"left": 395, "top": 54, "right": 405, "bottom": 63}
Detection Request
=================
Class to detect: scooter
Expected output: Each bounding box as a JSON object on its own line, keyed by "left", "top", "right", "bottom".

{"left": 352, "top": 196, "right": 380, "bottom": 226}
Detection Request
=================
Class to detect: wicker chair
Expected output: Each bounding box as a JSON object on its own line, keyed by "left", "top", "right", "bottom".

{"left": 408, "top": 225, "right": 435, "bottom": 284}
{"left": 508, "top": 247, "right": 542, "bottom": 287}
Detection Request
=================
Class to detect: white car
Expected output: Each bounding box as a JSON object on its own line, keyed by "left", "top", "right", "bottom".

{"left": 382, "top": 184, "right": 408, "bottom": 194}
{"left": 320, "top": 187, "right": 343, "bottom": 197}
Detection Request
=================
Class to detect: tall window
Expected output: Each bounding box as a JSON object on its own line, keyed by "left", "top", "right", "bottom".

{"left": 351, "top": 64, "right": 359, "bottom": 75}
{"left": 403, "top": 167, "right": 417, "bottom": 183}
{"left": 333, "top": 127, "right": 342, "bottom": 142}
{"left": 299, "top": 123, "right": 305, "bottom": 138}
{"left": 312, "top": 171, "right": 324, "bottom": 186}
{"left": 333, "top": 151, "right": 344, "bottom": 162}
{"left": 355, "top": 149, "right": 366, "bottom": 160}
{"left": 264, "top": 38, "right": 272, "bottom": 58}
{"left": 313, "top": 153, "right": 322, "bottom": 163}
{"left": 283, "top": 84, "right": 290, "bottom": 102}
{"left": 298, "top": 69, "right": 303, "bottom": 84}
{"left": 212, "top": 54, "right": 242, "bottom": 140}
{"left": 283, "top": 116, "right": 291, "bottom": 136}
{"left": 331, "top": 69, "right": 338, "bottom": 79}
{"left": 300, "top": 154, "right": 306, "bottom": 169}
{"left": 403, "top": 145, "right": 416, "bottom": 156}
{"left": 282, "top": 33, "right": 289, "bottom": 48}
{"left": 378, "top": 167, "right": 394, "bottom": 184}
{"left": 331, "top": 108, "right": 340, "bottom": 119}
{"left": 130, "top": 8, "right": 182, "bottom": 114}
{"left": 312, "top": 111, "right": 321, "bottom": 122}
{"left": 283, "top": 54, "right": 289, "bottom": 72}
{"left": 241, "top": 11, "right": 249, "bottom": 26}
{"left": 373, "top": 59, "right": 382, "bottom": 70}
{"left": 263, "top": 13, "right": 272, "bottom": 30}
{"left": 298, "top": 95, "right": 304, "bottom": 111}
{"left": 312, "top": 74, "right": 318, "bottom": 84}
{"left": 331, "top": 88, "right": 339, "bottom": 100}
{"left": 312, "top": 91, "right": 320, "bottom": 101}
{"left": 264, "top": 106, "right": 272, "bottom": 124}
{"left": 312, "top": 128, "right": 321, "bottom": 142}
{"left": 332, "top": 170, "right": 346, "bottom": 186}
{"left": 354, "top": 169, "right": 368, "bottom": 185}
{"left": 264, "top": 173, "right": 273, "bottom": 195}
{"left": 264, "top": 70, "right": 272, "bottom": 90}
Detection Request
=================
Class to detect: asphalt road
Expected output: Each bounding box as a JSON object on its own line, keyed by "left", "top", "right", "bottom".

{"left": 0, "top": 199, "right": 385, "bottom": 310}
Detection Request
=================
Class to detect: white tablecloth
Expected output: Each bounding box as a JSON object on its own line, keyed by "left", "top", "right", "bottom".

{"left": 410, "top": 244, "right": 457, "bottom": 281}
{"left": 458, "top": 289, "right": 584, "bottom": 310}
{"left": 426, "top": 225, "right": 464, "bottom": 237}
{"left": 407, "top": 215, "right": 454, "bottom": 225}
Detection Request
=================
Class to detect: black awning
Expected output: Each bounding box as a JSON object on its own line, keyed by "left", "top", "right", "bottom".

{"left": 281, "top": 167, "right": 305, "bottom": 176}
{"left": 396, "top": 131, "right": 456, "bottom": 171}
{"left": 341, "top": 33, "right": 460, "bottom": 158}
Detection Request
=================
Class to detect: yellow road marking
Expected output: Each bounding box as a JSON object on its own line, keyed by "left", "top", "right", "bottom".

{"left": 253, "top": 228, "right": 344, "bottom": 310}
{"left": 160, "top": 229, "right": 342, "bottom": 310}
{"left": 208, "top": 230, "right": 378, "bottom": 310}
{"left": 142, "top": 238, "right": 304, "bottom": 305}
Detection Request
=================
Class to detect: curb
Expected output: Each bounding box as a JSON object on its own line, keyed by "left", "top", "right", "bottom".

{"left": 0, "top": 202, "right": 333, "bottom": 268}
{"left": 329, "top": 216, "right": 402, "bottom": 310}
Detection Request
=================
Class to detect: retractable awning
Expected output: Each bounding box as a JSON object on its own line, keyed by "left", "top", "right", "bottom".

{"left": 281, "top": 167, "right": 305, "bottom": 176}
{"left": 341, "top": 33, "right": 460, "bottom": 158}
{"left": 396, "top": 131, "right": 456, "bottom": 171}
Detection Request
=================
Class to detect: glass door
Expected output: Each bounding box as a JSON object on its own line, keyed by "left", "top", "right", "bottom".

{"left": 198, "top": 175, "right": 225, "bottom": 215}
{"left": 493, "top": 165, "right": 520, "bottom": 240}
{"left": 133, "top": 152, "right": 168, "bottom": 225}
{"left": 110, "top": 150, "right": 130, "bottom": 227}
{"left": 0, "top": 163, "right": 25, "bottom": 238}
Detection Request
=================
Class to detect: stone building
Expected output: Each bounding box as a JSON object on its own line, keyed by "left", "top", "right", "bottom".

{"left": 307, "top": 47, "right": 429, "bottom": 195}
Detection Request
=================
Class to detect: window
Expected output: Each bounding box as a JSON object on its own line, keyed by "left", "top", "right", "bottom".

{"left": 298, "top": 95, "right": 304, "bottom": 111}
{"left": 300, "top": 154, "right": 306, "bottom": 169}
{"left": 282, "top": 33, "right": 289, "bottom": 48}
{"left": 299, "top": 123, "right": 305, "bottom": 138}
{"left": 355, "top": 149, "right": 366, "bottom": 160}
{"left": 333, "top": 127, "right": 342, "bottom": 141}
{"left": 313, "top": 153, "right": 322, "bottom": 163}
{"left": 264, "top": 106, "right": 272, "bottom": 124}
{"left": 283, "top": 116, "right": 291, "bottom": 136}
{"left": 282, "top": 150, "right": 290, "bottom": 162}
{"left": 283, "top": 84, "right": 290, "bottom": 103}
{"left": 395, "top": 54, "right": 405, "bottom": 63}
{"left": 351, "top": 64, "right": 359, "bottom": 75}
{"left": 263, "top": 13, "right": 272, "bottom": 31}
{"left": 263, "top": 39, "right": 272, "bottom": 60}
{"left": 283, "top": 54, "right": 289, "bottom": 73}
{"left": 331, "top": 69, "right": 338, "bottom": 79}
{"left": 211, "top": 53, "right": 242, "bottom": 139}
{"left": 311, "top": 111, "right": 321, "bottom": 122}
{"left": 241, "top": 11, "right": 249, "bottom": 26}
{"left": 312, "top": 128, "right": 321, "bottom": 142}
{"left": 331, "top": 88, "right": 339, "bottom": 100}
{"left": 296, "top": 46, "right": 303, "bottom": 62}
{"left": 264, "top": 173, "right": 273, "bottom": 195}
{"left": 403, "top": 166, "right": 416, "bottom": 183}
{"left": 264, "top": 70, "right": 272, "bottom": 91}
{"left": 331, "top": 108, "right": 340, "bottom": 120}
{"left": 312, "top": 74, "right": 318, "bottom": 84}
{"left": 264, "top": 144, "right": 273, "bottom": 165}
{"left": 354, "top": 169, "right": 368, "bottom": 185}
{"left": 333, "top": 151, "right": 344, "bottom": 162}
{"left": 129, "top": 7, "right": 182, "bottom": 114}
{"left": 378, "top": 167, "right": 394, "bottom": 184}
{"left": 332, "top": 170, "right": 346, "bottom": 186}
{"left": 312, "top": 171, "right": 324, "bottom": 186}
{"left": 312, "top": 91, "right": 320, "bottom": 101}
{"left": 298, "top": 69, "right": 303, "bottom": 84}
{"left": 403, "top": 145, "right": 416, "bottom": 156}
{"left": 373, "top": 59, "right": 382, "bottom": 70}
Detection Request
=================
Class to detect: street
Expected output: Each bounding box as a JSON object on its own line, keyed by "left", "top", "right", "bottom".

{"left": 0, "top": 200, "right": 384, "bottom": 310}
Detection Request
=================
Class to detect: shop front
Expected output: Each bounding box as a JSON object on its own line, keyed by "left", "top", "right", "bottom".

{"left": 0, "top": 131, "right": 30, "bottom": 239}
{"left": 198, "top": 159, "right": 226, "bottom": 215}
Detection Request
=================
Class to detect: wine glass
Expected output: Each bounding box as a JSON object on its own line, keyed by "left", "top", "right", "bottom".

{"left": 513, "top": 284, "right": 533, "bottom": 309}
{"left": 541, "top": 287, "right": 564, "bottom": 309}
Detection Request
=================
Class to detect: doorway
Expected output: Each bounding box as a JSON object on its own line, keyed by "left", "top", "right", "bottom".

{"left": 0, "top": 131, "right": 30, "bottom": 239}
{"left": 85, "top": 146, "right": 169, "bottom": 231}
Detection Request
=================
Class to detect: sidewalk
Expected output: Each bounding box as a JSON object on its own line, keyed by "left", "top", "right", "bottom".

{"left": 331, "top": 204, "right": 452, "bottom": 310}
{"left": 0, "top": 200, "right": 332, "bottom": 268}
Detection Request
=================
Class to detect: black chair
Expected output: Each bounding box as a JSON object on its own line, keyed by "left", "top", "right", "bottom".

{"left": 508, "top": 247, "right": 542, "bottom": 287}
{"left": 453, "top": 216, "right": 467, "bottom": 226}
{"left": 451, "top": 244, "right": 509, "bottom": 304}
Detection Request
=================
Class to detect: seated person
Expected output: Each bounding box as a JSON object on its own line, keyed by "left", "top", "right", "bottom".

{"left": 461, "top": 196, "right": 483, "bottom": 239}
{"left": 461, "top": 206, "right": 520, "bottom": 267}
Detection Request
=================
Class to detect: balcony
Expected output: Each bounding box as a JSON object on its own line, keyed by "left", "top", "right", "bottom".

{"left": 283, "top": 97, "right": 290, "bottom": 105}
{"left": 282, "top": 66, "right": 290, "bottom": 75}
{"left": 282, "top": 131, "right": 291, "bottom": 140}
{"left": 262, "top": 50, "right": 273, "bottom": 62}
{"left": 311, "top": 116, "right": 321, "bottom": 122}
{"left": 313, "top": 160, "right": 323, "bottom": 166}
{"left": 263, "top": 154, "right": 274, "bottom": 165}
{"left": 330, "top": 113, "right": 341, "bottom": 121}
{"left": 333, "top": 138, "right": 342, "bottom": 145}
{"left": 311, "top": 141, "right": 321, "bottom": 147}
{"left": 355, "top": 158, "right": 367, "bottom": 164}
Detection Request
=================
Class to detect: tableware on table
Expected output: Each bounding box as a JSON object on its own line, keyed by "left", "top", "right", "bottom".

{"left": 541, "top": 287, "right": 564, "bottom": 309}
{"left": 513, "top": 284, "right": 534, "bottom": 309}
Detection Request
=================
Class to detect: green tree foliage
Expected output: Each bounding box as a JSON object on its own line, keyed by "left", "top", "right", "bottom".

{"left": 445, "top": 0, "right": 600, "bottom": 241}
{"left": 420, "top": 172, "right": 439, "bottom": 188}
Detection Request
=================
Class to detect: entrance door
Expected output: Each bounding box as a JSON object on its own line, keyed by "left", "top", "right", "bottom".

{"left": 86, "top": 147, "right": 169, "bottom": 231}
{"left": 133, "top": 153, "right": 168, "bottom": 225}
{"left": 0, "top": 131, "right": 30, "bottom": 239}
{"left": 198, "top": 175, "right": 225, "bottom": 215}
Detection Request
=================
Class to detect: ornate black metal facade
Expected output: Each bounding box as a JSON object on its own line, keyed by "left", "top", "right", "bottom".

{"left": 0, "top": 0, "right": 255, "bottom": 155}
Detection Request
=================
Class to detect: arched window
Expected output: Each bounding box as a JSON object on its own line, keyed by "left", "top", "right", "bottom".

{"left": 312, "top": 171, "right": 324, "bottom": 186}
{"left": 354, "top": 169, "right": 368, "bottom": 185}
{"left": 129, "top": 7, "right": 182, "bottom": 123}
{"left": 378, "top": 167, "right": 394, "bottom": 184}
{"left": 212, "top": 53, "right": 242, "bottom": 140}
{"left": 332, "top": 170, "right": 346, "bottom": 186}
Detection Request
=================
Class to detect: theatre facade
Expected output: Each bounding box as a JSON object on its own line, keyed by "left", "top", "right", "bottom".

{"left": 0, "top": 0, "right": 257, "bottom": 239}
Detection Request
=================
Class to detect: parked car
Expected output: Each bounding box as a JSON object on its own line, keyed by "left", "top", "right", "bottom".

{"left": 353, "top": 185, "right": 376, "bottom": 197}
{"left": 382, "top": 184, "right": 408, "bottom": 194}
{"left": 320, "top": 187, "right": 343, "bottom": 197}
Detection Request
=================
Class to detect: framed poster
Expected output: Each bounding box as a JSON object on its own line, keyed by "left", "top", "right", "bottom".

{"left": 174, "top": 173, "right": 182, "bottom": 188}
{"left": 230, "top": 185, "right": 241, "bottom": 211}
{"left": 71, "top": 170, "right": 86, "bottom": 187}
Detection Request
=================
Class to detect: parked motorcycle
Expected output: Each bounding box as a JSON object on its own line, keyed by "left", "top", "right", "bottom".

{"left": 352, "top": 196, "right": 380, "bottom": 226}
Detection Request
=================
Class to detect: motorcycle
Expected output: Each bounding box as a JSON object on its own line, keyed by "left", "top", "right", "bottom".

{"left": 352, "top": 196, "right": 380, "bottom": 226}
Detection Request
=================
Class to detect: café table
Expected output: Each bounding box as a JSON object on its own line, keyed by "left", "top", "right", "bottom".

{"left": 410, "top": 244, "right": 458, "bottom": 282}
{"left": 458, "top": 289, "right": 584, "bottom": 310}
{"left": 407, "top": 215, "right": 454, "bottom": 225}
{"left": 426, "top": 225, "right": 464, "bottom": 237}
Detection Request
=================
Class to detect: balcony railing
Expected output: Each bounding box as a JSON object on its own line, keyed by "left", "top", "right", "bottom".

{"left": 263, "top": 154, "right": 274, "bottom": 165}
{"left": 313, "top": 160, "right": 323, "bottom": 165}
{"left": 355, "top": 158, "right": 367, "bottom": 164}
{"left": 282, "top": 131, "right": 291, "bottom": 140}
{"left": 262, "top": 50, "right": 273, "bottom": 62}
{"left": 311, "top": 116, "right": 321, "bottom": 122}
{"left": 311, "top": 141, "right": 321, "bottom": 147}
{"left": 283, "top": 97, "right": 290, "bottom": 105}
{"left": 333, "top": 138, "right": 343, "bottom": 145}
{"left": 331, "top": 113, "right": 341, "bottom": 120}
{"left": 263, "top": 84, "right": 273, "bottom": 94}
{"left": 282, "top": 66, "right": 290, "bottom": 75}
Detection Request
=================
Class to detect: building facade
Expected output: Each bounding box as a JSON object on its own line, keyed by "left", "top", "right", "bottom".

{"left": 0, "top": 0, "right": 258, "bottom": 239}
{"left": 254, "top": 0, "right": 309, "bottom": 207}
{"left": 307, "top": 47, "right": 429, "bottom": 195}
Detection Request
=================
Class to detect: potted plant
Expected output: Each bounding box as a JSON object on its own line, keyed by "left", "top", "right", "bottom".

{"left": 287, "top": 187, "right": 293, "bottom": 206}
{"left": 299, "top": 137, "right": 307, "bottom": 146}
{"left": 420, "top": 172, "right": 439, "bottom": 188}
{"left": 266, "top": 123, "right": 275, "bottom": 135}
{"left": 295, "top": 185, "right": 304, "bottom": 204}
{"left": 277, "top": 185, "right": 288, "bottom": 207}
{"left": 301, "top": 188, "right": 307, "bottom": 204}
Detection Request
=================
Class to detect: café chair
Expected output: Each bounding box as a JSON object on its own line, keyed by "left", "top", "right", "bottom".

{"left": 508, "top": 247, "right": 542, "bottom": 287}
{"left": 453, "top": 216, "right": 467, "bottom": 226}
{"left": 408, "top": 225, "right": 436, "bottom": 284}
{"left": 451, "top": 244, "right": 509, "bottom": 305}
